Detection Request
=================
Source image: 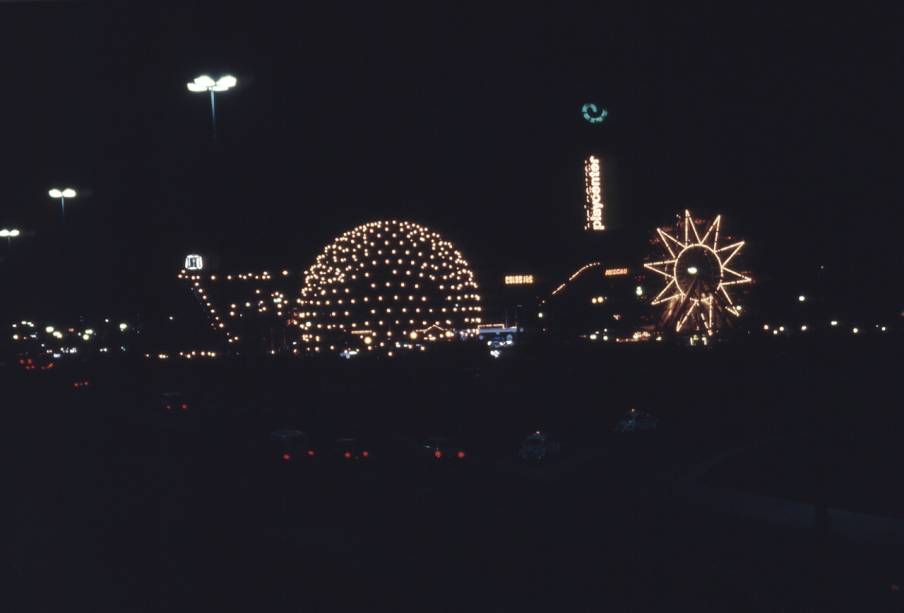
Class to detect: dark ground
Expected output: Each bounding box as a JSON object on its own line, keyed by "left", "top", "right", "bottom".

{"left": 6, "top": 335, "right": 903, "bottom": 612}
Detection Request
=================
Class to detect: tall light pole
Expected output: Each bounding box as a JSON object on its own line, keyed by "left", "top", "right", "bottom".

{"left": 0, "top": 228, "right": 20, "bottom": 248}
{"left": 187, "top": 75, "right": 237, "bottom": 141}
{"left": 49, "top": 188, "right": 76, "bottom": 219}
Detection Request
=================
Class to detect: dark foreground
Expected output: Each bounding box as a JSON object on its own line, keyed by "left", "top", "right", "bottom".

{"left": 6, "top": 337, "right": 904, "bottom": 612}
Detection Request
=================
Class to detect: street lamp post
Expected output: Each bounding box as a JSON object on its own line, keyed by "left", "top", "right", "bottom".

{"left": 187, "top": 75, "right": 237, "bottom": 141}
{"left": 49, "top": 188, "right": 76, "bottom": 219}
{"left": 0, "top": 228, "right": 20, "bottom": 248}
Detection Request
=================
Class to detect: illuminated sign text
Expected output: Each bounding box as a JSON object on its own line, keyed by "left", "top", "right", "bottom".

{"left": 584, "top": 155, "right": 604, "bottom": 231}
{"left": 504, "top": 274, "right": 534, "bottom": 285}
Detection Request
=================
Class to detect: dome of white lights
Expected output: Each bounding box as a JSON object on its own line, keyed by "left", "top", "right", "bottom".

{"left": 294, "top": 220, "right": 483, "bottom": 355}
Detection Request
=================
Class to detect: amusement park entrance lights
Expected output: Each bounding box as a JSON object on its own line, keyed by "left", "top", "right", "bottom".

{"left": 187, "top": 74, "right": 237, "bottom": 140}
{"left": 48, "top": 188, "right": 76, "bottom": 218}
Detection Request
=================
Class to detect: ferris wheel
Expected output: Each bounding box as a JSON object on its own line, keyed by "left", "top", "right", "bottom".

{"left": 644, "top": 210, "right": 752, "bottom": 335}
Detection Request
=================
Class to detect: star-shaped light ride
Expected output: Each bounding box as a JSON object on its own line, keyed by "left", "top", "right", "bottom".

{"left": 644, "top": 210, "right": 752, "bottom": 335}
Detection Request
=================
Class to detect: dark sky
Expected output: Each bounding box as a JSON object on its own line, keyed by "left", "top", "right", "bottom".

{"left": 0, "top": 2, "right": 900, "bottom": 321}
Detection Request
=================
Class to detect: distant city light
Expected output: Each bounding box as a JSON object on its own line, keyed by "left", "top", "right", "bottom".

{"left": 604, "top": 267, "right": 628, "bottom": 276}
{"left": 687, "top": 266, "right": 698, "bottom": 275}
{"left": 798, "top": 295, "right": 806, "bottom": 302}
{"left": 538, "top": 312, "right": 544, "bottom": 319}
{"left": 830, "top": 320, "right": 838, "bottom": 326}
{"left": 118, "top": 323, "right": 128, "bottom": 331}
{"left": 45, "top": 326, "right": 54, "bottom": 333}
{"left": 800, "top": 325, "right": 807, "bottom": 331}
{"left": 852, "top": 327, "right": 859, "bottom": 334}
{"left": 635, "top": 286, "right": 644, "bottom": 296}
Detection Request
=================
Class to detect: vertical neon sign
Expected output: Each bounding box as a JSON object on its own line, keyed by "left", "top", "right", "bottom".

{"left": 584, "top": 155, "right": 604, "bottom": 231}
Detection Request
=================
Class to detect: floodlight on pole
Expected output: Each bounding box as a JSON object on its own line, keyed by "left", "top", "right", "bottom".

{"left": 0, "top": 228, "right": 21, "bottom": 248}
{"left": 187, "top": 74, "right": 237, "bottom": 140}
{"left": 49, "top": 188, "right": 76, "bottom": 219}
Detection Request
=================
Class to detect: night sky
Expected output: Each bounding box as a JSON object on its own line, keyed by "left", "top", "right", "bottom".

{"left": 0, "top": 3, "right": 899, "bottom": 322}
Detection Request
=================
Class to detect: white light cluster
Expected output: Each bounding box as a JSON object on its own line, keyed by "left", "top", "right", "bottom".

{"left": 295, "top": 220, "right": 481, "bottom": 355}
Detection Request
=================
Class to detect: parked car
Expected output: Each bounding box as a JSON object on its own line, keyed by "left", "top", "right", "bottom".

{"left": 269, "top": 429, "right": 317, "bottom": 463}
{"left": 161, "top": 391, "right": 191, "bottom": 413}
{"left": 334, "top": 437, "right": 372, "bottom": 462}
{"left": 71, "top": 378, "right": 92, "bottom": 390}
{"left": 615, "top": 408, "right": 659, "bottom": 433}
{"left": 418, "top": 436, "right": 468, "bottom": 462}
{"left": 518, "top": 431, "right": 560, "bottom": 462}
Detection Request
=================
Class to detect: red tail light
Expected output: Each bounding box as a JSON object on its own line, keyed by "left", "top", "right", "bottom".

{"left": 456, "top": 450, "right": 466, "bottom": 459}
{"left": 307, "top": 449, "right": 316, "bottom": 457}
{"left": 180, "top": 403, "right": 189, "bottom": 411}
{"left": 362, "top": 450, "right": 369, "bottom": 458}
{"left": 434, "top": 449, "right": 443, "bottom": 459}
{"left": 344, "top": 451, "right": 352, "bottom": 459}
{"left": 282, "top": 452, "right": 291, "bottom": 461}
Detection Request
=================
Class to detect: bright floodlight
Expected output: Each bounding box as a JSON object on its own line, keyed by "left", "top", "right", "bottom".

{"left": 212, "top": 75, "right": 237, "bottom": 91}
{"left": 187, "top": 75, "right": 216, "bottom": 91}
{"left": 62, "top": 188, "right": 76, "bottom": 198}
{"left": 9, "top": 229, "right": 20, "bottom": 237}
{"left": 188, "top": 74, "right": 236, "bottom": 140}
{"left": 49, "top": 189, "right": 63, "bottom": 198}
{"left": 0, "top": 230, "right": 7, "bottom": 238}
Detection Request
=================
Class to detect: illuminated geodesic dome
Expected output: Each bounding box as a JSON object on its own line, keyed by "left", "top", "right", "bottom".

{"left": 295, "top": 220, "right": 483, "bottom": 355}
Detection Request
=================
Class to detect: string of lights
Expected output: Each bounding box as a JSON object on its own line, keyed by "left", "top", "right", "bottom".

{"left": 295, "top": 220, "right": 481, "bottom": 355}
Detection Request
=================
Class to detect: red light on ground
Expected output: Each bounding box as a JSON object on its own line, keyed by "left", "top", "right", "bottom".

{"left": 344, "top": 451, "right": 352, "bottom": 459}
{"left": 434, "top": 450, "right": 443, "bottom": 459}
{"left": 179, "top": 403, "right": 189, "bottom": 411}
{"left": 362, "top": 450, "right": 369, "bottom": 458}
{"left": 456, "top": 450, "right": 466, "bottom": 459}
{"left": 281, "top": 452, "right": 291, "bottom": 461}
{"left": 306, "top": 449, "right": 316, "bottom": 457}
